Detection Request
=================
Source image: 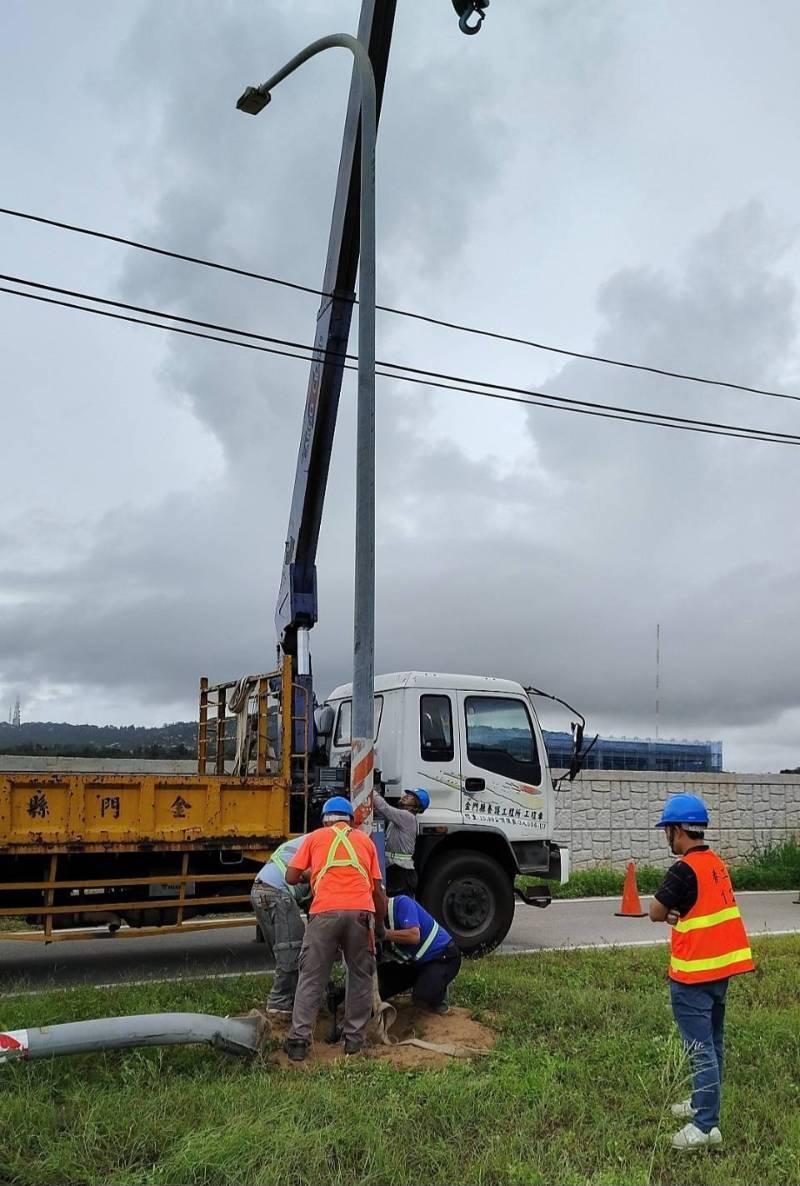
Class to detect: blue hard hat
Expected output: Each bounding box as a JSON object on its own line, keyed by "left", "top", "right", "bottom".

{"left": 322, "top": 796, "right": 354, "bottom": 818}
{"left": 656, "top": 794, "right": 709, "bottom": 829}
{"left": 409, "top": 787, "right": 430, "bottom": 812}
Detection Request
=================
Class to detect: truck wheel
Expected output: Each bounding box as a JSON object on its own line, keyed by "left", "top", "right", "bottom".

{"left": 420, "top": 849, "right": 514, "bottom": 956}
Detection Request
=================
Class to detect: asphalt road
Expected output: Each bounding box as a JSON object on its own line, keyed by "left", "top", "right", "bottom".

{"left": 2, "top": 891, "right": 797, "bottom": 993}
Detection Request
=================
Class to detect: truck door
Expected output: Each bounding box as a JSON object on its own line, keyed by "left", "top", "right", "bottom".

{"left": 413, "top": 691, "right": 463, "bottom": 823}
{"left": 457, "top": 693, "right": 548, "bottom": 840}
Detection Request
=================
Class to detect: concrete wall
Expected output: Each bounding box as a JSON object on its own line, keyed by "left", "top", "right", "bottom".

{"left": 556, "top": 770, "right": 800, "bottom": 870}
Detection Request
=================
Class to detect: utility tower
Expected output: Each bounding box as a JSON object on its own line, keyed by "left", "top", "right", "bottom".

{"left": 11, "top": 695, "right": 21, "bottom": 728}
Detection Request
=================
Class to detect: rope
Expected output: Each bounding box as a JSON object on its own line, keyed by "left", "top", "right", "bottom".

{"left": 369, "top": 976, "right": 487, "bottom": 1058}
{"left": 228, "top": 675, "right": 259, "bottom": 778}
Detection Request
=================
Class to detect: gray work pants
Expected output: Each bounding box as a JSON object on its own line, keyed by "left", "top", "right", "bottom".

{"left": 251, "top": 884, "right": 306, "bottom": 1011}
{"left": 289, "top": 910, "right": 376, "bottom": 1044}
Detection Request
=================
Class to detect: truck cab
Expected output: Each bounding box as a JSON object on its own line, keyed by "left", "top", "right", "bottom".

{"left": 318, "top": 672, "right": 570, "bottom": 953}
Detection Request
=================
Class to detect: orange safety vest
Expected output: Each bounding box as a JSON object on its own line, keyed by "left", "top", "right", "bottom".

{"left": 669, "top": 849, "right": 755, "bottom": 984}
{"left": 311, "top": 826, "right": 372, "bottom": 894}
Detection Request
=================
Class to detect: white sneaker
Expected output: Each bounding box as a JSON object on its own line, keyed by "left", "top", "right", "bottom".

{"left": 671, "top": 1123, "right": 722, "bottom": 1150}
{"left": 670, "top": 1098, "right": 697, "bottom": 1119}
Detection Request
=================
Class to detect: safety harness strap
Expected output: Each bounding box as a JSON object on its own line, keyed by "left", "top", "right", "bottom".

{"left": 312, "top": 827, "right": 371, "bottom": 893}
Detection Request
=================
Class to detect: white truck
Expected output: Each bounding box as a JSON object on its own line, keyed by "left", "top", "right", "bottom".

{"left": 315, "top": 672, "right": 575, "bottom": 954}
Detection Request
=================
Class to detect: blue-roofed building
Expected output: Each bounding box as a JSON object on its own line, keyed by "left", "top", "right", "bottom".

{"left": 544, "top": 732, "right": 723, "bottom": 773}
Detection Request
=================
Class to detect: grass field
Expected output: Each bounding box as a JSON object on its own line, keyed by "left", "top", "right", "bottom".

{"left": 548, "top": 838, "right": 800, "bottom": 899}
{"left": 2, "top": 936, "right": 799, "bottom": 1186}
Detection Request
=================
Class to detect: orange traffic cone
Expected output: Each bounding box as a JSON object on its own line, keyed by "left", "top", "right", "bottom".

{"left": 614, "top": 861, "right": 647, "bottom": 917}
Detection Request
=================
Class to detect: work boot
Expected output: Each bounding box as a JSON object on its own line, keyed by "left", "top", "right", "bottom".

{"left": 670, "top": 1098, "right": 697, "bottom": 1120}
{"left": 671, "top": 1123, "right": 722, "bottom": 1150}
{"left": 282, "top": 1037, "right": 309, "bottom": 1062}
{"left": 344, "top": 1037, "right": 365, "bottom": 1056}
{"left": 414, "top": 997, "right": 450, "bottom": 1015}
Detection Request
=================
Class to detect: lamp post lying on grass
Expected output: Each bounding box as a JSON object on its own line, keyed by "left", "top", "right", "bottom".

{"left": 0, "top": 1012, "right": 267, "bottom": 1066}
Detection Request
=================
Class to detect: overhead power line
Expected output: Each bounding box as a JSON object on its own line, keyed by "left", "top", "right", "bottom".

{"left": 1, "top": 205, "right": 798, "bottom": 407}
{"left": 2, "top": 279, "right": 798, "bottom": 448}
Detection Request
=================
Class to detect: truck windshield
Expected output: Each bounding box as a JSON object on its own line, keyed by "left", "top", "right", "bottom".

{"left": 465, "top": 696, "right": 541, "bottom": 785}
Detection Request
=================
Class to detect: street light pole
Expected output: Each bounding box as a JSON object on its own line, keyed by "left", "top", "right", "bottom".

{"left": 237, "top": 34, "right": 378, "bottom": 833}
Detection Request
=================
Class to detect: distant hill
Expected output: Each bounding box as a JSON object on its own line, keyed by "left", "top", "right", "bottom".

{"left": 0, "top": 720, "right": 197, "bottom": 759}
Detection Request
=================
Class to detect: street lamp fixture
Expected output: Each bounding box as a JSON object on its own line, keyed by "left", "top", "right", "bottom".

{"left": 236, "top": 86, "right": 271, "bottom": 115}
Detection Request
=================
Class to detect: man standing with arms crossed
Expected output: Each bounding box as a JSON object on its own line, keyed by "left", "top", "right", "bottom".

{"left": 283, "top": 797, "right": 386, "bottom": 1061}
{"left": 649, "top": 794, "right": 754, "bottom": 1151}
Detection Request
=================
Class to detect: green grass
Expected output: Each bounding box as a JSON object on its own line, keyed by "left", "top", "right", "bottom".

{"left": 2, "top": 937, "right": 800, "bottom": 1186}
{"left": 0, "top": 916, "right": 28, "bottom": 932}
{"left": 543, "top": 838, "right": 800, "bottom": 899}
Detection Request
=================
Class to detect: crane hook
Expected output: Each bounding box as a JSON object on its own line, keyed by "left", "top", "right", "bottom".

{"left": 452, "top": 1, "right": 489, "bottom": 36}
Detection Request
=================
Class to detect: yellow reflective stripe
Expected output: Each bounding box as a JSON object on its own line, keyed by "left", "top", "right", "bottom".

{"left": 335, "top": 829, "right": 371, "bottom": 882}
{"left": 415, "top": 919, "right": 440, "bottom": 961}
{"left": 670, "top": 947, "right": 753, "bottom": 974}
{"left": 387, "top": 852, "right": 415, "bottom": 865}
{"left": 674, "top": 905, "right": 742, "bottom": 933}
{"left": 387, "top": 897, "right": 437, "bottom": 962}
{"left": 312, "top": 828, "right": 371, "bottom": 892}
{"left": 269, "top": 842, "right": 290, "bottom": 877}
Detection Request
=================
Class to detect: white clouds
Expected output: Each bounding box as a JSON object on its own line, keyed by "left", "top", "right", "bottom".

{"left": 2, "top": 1, "right": 800, "bottom": 772}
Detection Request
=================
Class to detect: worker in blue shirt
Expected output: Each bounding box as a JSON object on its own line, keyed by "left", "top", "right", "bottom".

{"left": 379, "top": 894, "right": 462, "bottom": 1014}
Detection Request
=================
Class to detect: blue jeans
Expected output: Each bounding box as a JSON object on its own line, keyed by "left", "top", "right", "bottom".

{"left": 669, "top": 978, "right": 729, "bottom": 1132}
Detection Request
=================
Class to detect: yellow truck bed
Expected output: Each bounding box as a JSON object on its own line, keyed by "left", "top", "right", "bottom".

{"left": 0, "top": 771, "right": 288, "bottom": 853}
{"left": 0, "top": 660, "right": 308, "bottom": 942}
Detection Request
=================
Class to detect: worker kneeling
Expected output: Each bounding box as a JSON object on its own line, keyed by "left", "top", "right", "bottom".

{"left": 283, "top": 797, "right": 386, "bottom": 1061}
{"left": 379, "top": 894, "right": 462, "bottom": 1014}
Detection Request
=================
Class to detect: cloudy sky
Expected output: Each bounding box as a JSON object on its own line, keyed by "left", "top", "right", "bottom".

{"left": 2, "top": 0, "right": 799, "bottom": 771}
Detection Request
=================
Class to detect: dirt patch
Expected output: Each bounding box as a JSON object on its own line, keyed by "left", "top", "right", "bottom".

{"left": 267, "top": 1000, "right": 496, "bottom": 1070}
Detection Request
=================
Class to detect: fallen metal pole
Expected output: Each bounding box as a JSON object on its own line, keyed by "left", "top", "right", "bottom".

{"left": 0, "top": 1012, "right": 265, "bottom": 1066}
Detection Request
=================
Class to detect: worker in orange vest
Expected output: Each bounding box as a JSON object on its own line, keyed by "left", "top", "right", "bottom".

{"left": 649, "top": 794, "right": 754, "bottom": 1151}
{"left": 283, "top": 797, "right": 386, "bottom": 1061}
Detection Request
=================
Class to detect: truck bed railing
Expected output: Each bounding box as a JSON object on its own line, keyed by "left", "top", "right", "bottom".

{"left": 0, "top": 855, "right": 258, "bottom": 943}
{"left": 198, "top": 660, "right": 289, "bottom": 778}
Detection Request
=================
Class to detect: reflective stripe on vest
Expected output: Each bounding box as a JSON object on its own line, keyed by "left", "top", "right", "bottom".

{"left": 386, "top": 851, "right": 415, "bottom": 867}
{"left": 388, "top": 898, "right": 440, "bottom": 962}
{"left": 673, "top": 905, "right": 742, "bottom": 933}
{"left": 670, "top": 947, "right": 754, "bottom": 976}
{"left": 269, "top": 839, "right": 294, "bottom": 877}
{"left": 669, "top": 850, "right": 755, "bottom": 984}
{"left": 312, "top": 826, "right": 371, "bottom": 893}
